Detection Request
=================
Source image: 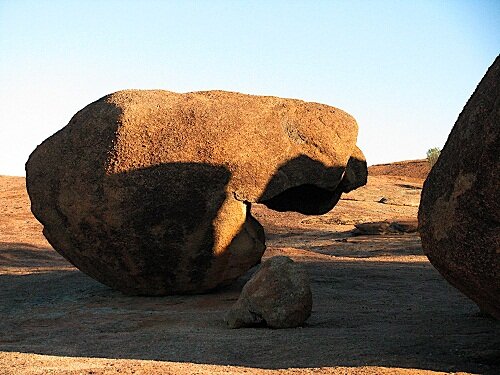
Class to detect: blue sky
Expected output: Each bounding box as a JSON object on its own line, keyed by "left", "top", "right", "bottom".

{"left": 1, "top": 0, "right": 499, "bottom": 176}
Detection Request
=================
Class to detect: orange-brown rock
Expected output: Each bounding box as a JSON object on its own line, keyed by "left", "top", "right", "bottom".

{"left": 226, "top": 256, "right": 312, "bottom": 328}
{"left": 418, "top": 56, "right": 500, "bottom": 319}
{"left": 26, "top": 90, "right": 366, "bottom": 295}
{"left": 369, "top": 159, "right": 430, "bottom": 180}
{"left": 352, "top": 220, "right": 418, "bottom": 235}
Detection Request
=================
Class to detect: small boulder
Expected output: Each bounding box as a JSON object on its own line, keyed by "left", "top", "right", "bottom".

{"left": 389, "top": 220, "right": 418, "bottom": 233}
{"left": 227, "top": 256, "right": 312, "bottom": 329}
{"left": 353, "top": 221, "right": 391, "bottom": 235}
{"left": 353, "top": 220, "right": 418, "bottom": 235}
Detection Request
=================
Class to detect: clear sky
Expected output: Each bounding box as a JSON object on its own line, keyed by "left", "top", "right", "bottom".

{"left": 1, "top": 0, "right": 499, "bottom": 176}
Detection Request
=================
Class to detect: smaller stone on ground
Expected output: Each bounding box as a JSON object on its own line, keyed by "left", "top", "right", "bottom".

{"left": 226, "top": 256, "right": 312, "bottom": 329}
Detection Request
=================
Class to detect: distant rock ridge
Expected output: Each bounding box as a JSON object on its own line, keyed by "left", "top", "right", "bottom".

{"left": 26, "top": 89, "right": 367, "bottom": 295}
{"left": 369, "top": 159, "right": 430, "bottom": 179}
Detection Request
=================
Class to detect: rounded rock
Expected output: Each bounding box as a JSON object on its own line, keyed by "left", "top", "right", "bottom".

{"left": 418, "top": 56, "right": 500, "bottom": 319}
{"left": 226, "top": 256, "right": 312, "bottom": 328}
{"left": 26, "top": 90, "right": 366, "bottom": 295}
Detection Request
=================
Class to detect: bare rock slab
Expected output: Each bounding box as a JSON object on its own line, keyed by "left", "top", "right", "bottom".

{"left": 26, "top": 90, "right": 366, "bottom": 295}
{"left": 227, "top": 256, "right": 312, "bottom": 328}
{"left": 418, "top": 56, "right": 500, "bottom": 319}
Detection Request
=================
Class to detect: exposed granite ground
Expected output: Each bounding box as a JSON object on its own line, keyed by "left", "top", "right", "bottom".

{"left": 1, "top": 171, "right": 498, "bottom": 374}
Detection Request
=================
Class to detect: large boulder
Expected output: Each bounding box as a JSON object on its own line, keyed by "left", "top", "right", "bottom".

{"left": 226, "top": 256, "right": 312, "bottom": 328}
{"left": 418, "top": 56, "right": 500, "bottom": 319}
{"left": 26, "top": 90, "right": 367, "bottom": 295}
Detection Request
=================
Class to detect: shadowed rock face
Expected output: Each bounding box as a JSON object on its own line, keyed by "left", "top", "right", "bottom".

{"left": 226, "top": 256, "right": 312, "bottom": 329}
{"left": 26, "top": 90, "right": 366, "bottom": 295}
{"left": 418, "top": 56, "right": 500, "bottom": 319}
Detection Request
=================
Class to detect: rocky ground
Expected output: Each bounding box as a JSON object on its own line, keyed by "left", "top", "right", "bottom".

{"left": 1, "top": 164, "right": 499, "bottom": 375}
{"left": 368, "top": 159, "right": 430, "bottom": 180}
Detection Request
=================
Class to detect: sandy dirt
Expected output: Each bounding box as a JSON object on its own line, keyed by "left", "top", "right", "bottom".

{"left": 1, "top": 168, "right": 499, "bottom": 374}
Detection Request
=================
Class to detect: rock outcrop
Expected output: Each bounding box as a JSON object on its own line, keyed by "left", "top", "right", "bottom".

{"left": 418, "top": 56, "right": 500, "bottom": 319}
{"left": 226, "top": 256, "right": 312, "bottom": 328}
{"left": 26, "top": 90, "right": 366, "bottom": 295}
{"left": 353, "top": 220, "right": 418, "bottom": 235}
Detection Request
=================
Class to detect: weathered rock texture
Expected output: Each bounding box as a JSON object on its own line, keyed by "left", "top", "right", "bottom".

{"left": 227, "top": 256, "right": 312, "bottom": 328}
{"left": 26, "top": 90, "right": 366, "bottom": 295}
{"left": 353, "top": 220, "right": 418, "bottom": 235}
{"left": 418, "top": 56, "right": 500, "bottom": 319}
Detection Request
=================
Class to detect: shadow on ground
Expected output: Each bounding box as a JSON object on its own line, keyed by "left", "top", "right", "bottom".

{"left": 265, "top": 228, "right": 424, "bottom": 258}
{"left": 1, "top": 242, "right": 499, "bottom": 374}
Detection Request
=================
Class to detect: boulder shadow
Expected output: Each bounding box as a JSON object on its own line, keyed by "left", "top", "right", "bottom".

{"left": 1, "top": 248, "right": 499, "bottom": 374}
{"left": 0, "top": 242, "right": 68, "bottom": 270}
{"left": 7, "top": 154, "right": 498, "bottom": 373}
